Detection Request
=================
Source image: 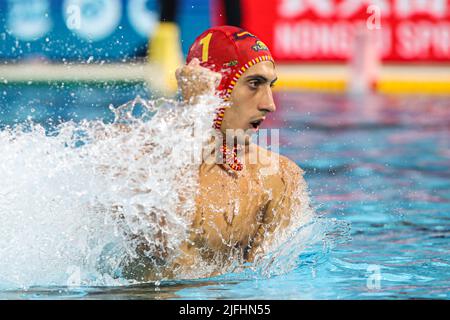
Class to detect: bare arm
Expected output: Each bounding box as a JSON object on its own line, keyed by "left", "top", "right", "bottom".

{"left": 246, "top": 158, "right": 307, "bottom": 262}
{"left": 106, "top": 59, "right": 222, "bottom": 281}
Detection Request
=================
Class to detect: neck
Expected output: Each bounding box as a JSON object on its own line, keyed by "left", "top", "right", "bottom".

{"left": 201, "top": 132, "right": 246, "bottom": 172}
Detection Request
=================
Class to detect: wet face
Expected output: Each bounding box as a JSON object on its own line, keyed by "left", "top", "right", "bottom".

{"left": 220, "top": 61, "right": 277, "bottom": 145}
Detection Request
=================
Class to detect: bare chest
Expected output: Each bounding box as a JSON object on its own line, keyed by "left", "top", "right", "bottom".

{"left": 192, "top": 165, "right": 271, "bottom": 253}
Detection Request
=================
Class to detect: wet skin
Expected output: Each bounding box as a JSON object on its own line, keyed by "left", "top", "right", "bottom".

{"left": 159, "top": 59, "right": 307, "bottom": 279}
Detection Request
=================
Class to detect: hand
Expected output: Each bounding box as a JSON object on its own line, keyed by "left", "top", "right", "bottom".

{"left": 175, "top": 58, "right": 222, "bottom": 104}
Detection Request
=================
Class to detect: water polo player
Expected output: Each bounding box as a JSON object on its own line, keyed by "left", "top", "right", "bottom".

{"left": 154, "top": 26, "right": 310, "bottom": 278}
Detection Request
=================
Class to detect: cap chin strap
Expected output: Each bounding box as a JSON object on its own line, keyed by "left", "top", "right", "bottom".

{"left": 220, "top": 138, "right": 244, "bottom": 172}
{"left": 213, "top": 106, "right": 244, "bottom": 172}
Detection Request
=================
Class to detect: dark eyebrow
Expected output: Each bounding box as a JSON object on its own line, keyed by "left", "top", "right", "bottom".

{"left": 245, "top": 75, "right": 278, "bottom": 84}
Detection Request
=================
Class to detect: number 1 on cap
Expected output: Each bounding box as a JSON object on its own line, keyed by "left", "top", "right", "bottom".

{"left": 199, "top": 33, "right": 212, "bottom": 62}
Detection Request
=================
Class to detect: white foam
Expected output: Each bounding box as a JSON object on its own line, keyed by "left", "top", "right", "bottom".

{"left": 0, "top": 96, "right": 217, "bottom": 289}
{"left": 0, "top": 94, "right": 338, "bottom": 289}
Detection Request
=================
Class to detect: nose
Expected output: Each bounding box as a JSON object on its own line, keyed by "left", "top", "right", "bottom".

{"left": 258, "top": 86, "right": 276, "bottom": 113}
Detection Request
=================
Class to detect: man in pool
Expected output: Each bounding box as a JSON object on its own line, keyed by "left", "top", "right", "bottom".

{"left": 127, "top": 26, "right": 309, "bottom": 280}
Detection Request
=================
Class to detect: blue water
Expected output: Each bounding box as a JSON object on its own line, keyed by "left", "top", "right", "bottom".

{"left": 0, "top": 84, "right": 449, "bottom": 299}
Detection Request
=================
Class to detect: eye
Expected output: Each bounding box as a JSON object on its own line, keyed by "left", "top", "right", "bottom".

{"left": 248, "top": 80, "right": 260, "bottom": 89}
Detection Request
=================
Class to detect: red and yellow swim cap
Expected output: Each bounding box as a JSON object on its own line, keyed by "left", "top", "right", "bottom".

{"left": 187, "top": 25, "right": 274, "bottom": 101}
{"left": 187, "top": 26, "right": 274, "bottom": 172}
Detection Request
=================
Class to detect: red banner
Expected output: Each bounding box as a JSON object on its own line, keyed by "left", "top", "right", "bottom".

{"left": 235, "top": 0, "right": 450, "bottom": 62}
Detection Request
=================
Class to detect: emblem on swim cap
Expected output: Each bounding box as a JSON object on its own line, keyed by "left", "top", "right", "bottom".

{"left": 223, "top": 60, "right": 238, "bottom": 67}
{"left": 233, "top": 31, "right": 256, "bottom": 40}
{"left": 252, "top": 40, "right": 269, "bottom": 52}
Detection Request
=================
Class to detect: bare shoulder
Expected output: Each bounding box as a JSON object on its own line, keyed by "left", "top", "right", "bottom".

{"left": 279, "top": 154, "right": 305, "bottom": 178}
{"left": 250, "top": 144, "right": 305, "bottom": 179}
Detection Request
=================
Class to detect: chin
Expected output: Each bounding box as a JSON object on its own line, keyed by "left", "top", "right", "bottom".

{"left": 221, "top": 127, "right": 253, "bottom": 146}
{"left": 236, "top": 129, "right": 254, "bottom": 146}
{"left": 243, "top": 135, "right": 252, "bottom": 145}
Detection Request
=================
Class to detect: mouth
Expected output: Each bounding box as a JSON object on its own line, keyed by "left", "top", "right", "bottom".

{"left": 249, "top": 117, "right": 265, "bottom": 131}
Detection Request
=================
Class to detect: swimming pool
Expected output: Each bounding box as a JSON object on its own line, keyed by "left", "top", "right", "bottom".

{"left": 0, "top": 83, "right": 449, "bottom": 299}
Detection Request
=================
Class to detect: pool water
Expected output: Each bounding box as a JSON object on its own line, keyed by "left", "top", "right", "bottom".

{"left": 0, "top": 84, "right": 449, "bottom": 299}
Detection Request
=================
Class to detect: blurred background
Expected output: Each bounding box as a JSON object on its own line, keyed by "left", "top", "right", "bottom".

{"left": 0, "top": 0, "right": 449, "bottom": 127}
{"left": 0, "top": 0, "right": 449, "bottom": 299}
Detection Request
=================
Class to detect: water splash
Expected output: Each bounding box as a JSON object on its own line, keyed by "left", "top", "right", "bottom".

{"left": 0, "top": 94, "right": 349, "bottom": 290}
{"left": 0, "top": 95, "right": 217, "bottom": 289}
